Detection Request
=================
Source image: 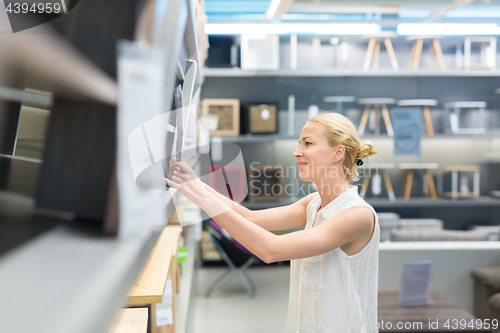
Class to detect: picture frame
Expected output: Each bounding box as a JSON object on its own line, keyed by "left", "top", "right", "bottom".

{"left": 202, "top": 98, "right": 240, "bottom": 136}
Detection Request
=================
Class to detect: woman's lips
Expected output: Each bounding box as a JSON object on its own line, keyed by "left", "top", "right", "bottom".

{"left": 297, "top": 163, "right": 308, "bottom": 170}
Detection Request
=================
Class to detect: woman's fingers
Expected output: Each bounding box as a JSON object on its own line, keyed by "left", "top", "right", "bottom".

{"left": 173, "top": 161, "right": 194, "bottom": 174}
{"left": 164, "top": 177, "right": 178, "bottom": 188}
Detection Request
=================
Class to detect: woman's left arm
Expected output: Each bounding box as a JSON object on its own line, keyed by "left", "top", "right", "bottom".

{"left": 166, "top": 161, "right": 374, "bottom": 263}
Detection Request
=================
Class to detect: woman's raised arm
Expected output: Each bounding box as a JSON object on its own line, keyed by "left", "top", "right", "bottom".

{"left": 203, "top": 182, "right": 316, "bottom": 231}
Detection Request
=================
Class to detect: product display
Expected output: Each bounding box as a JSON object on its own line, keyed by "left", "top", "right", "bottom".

{"left": 202, "top": 98, "right": 240, "bottom": 136}
{"left": 439, "top": 165, "right": 481, "bottom": 199}
{"left": 247, "top": 165, "right": 284, "bottom": 201}
{"left": 241, "top": 103, "right": 278, "bottom": 134}
{"left": 399, "top": 163, "right": 439, "bottom": 200}
{"left": 396, "top": 99, "right": 438, "bottom": 136}
{"left": 240, "top": 34, "right": 280, "bottom": 70}
{"left": 444, "top": 101, "right": 487, "bottom": 134}
{"left": 459, "top": 37, "right": 497, "bottom": 70}
{"left": 406, "top": 36, "right": 445, "bottom": 70}
{"left": 357, "top": 97, "right": 396, "bottom": 137}
{"left": 360, "top": 163, "right": 396, "bottom": 202}
{"left": 362, "top": 32, "right": 399, "bottom": 71}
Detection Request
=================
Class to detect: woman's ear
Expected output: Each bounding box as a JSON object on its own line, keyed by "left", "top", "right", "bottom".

{"left": 333, "top": 145, "right": 345, "bottom": 163}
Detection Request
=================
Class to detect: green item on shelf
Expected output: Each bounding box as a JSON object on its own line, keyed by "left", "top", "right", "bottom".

{"left": 177, "top": 245, "right": 188, "bottom": 264}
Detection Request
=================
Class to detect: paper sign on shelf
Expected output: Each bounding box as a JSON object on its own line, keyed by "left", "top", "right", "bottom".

{"left": 393, "top": 107, "right": 421, "bottom": 156}
{"left": 156, "top": 278, "right": 174, "bottom": 327}
{"left": 400, "top": 260, "right": 433, "bottom": 306}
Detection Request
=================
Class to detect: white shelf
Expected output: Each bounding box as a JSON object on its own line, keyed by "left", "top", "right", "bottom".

{"left": 241, "top": 196, "right": 500, "bottom": 210}
{"left": 0, "top": 224, "right": 159, "bottom": 333}
{"left": 215, "top": 131, "right": 500, "bottom": 143}
{"left": 204, "top": 67, "right": 500, "bottom": 78}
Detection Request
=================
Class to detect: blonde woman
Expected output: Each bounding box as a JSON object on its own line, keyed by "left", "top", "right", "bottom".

{"left": 165, "top": 113, "right": 379, "bottom": 333}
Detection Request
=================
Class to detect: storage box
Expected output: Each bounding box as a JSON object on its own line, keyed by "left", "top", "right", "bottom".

{"left": 398, "top": 218, "right": 443, "bottom": 231}
{"left": 241, "top": 103, "right": 278, "bottom": 134}
{"left": 378, "top": 212, "right": 400, "bottom": 241}
{"left": 247, "top": 165, "right": 284, "bottom": 201}
{"left": 241, "top": 34, "right": 280, "bottom": 70}
{"left": 201, "top": 99, "right": 240, "bottom": 136}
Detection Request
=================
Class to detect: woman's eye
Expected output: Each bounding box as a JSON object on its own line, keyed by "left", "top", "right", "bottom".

{"left": 305, "top": 142, "right": 312, "bottom": 146}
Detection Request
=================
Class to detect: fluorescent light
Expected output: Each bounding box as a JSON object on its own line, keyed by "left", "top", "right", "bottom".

{"left": 266, "top": 0, "right": 282, "bottom": 20}
{"left": 205, "top": 23, "right": 380, "bottom": 35}
{"left": 398, "top": 23, "right": 500, "bottom": 35}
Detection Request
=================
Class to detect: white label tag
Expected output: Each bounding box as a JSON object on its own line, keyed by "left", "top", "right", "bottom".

{"left": 156, "top": 278, "right": 174, "bottom": 327}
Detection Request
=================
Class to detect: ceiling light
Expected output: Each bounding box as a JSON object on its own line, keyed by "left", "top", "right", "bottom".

{"left": 398, "top": 23, "right": 500, "bottom": 35}
{"left": 205, "top": 23, "right": 379, "bottom": 35}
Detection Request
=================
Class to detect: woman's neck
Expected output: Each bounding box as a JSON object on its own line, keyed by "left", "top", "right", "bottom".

{"left": 314, "top": 178, "right": 350, "bottom": 209}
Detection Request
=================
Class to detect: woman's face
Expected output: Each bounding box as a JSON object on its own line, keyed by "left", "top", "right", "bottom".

{"left": 293, "top": 121, "right": 343, "bottom": 182}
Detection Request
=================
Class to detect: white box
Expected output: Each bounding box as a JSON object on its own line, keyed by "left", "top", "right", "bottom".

{"left": 241, "top": 34, "right": 280, "bottom": 70}
{"left": 378, "top": 212, "right": 400, "bottom": 241}
{"left": 399, "top": 218, "right": 443, "bottom": 231}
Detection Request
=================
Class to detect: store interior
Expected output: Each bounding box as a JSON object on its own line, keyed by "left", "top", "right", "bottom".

{"left": 3, "top": 0, "right": 500, "bottom": 332}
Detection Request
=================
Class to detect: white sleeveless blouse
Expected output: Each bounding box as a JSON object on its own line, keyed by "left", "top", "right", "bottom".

{"left": 285, "top": 186, "right": 380, "bottom": 333}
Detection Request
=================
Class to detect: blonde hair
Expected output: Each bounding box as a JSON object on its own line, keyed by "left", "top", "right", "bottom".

{"left": 308, "top": 112, "right": 377, "bottom": 182}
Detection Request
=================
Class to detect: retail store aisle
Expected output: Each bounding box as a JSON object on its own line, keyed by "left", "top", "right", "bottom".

{"left": 189, "top": 266, "right": 290, "bottom": 333}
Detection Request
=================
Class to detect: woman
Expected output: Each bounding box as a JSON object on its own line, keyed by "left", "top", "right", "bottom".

{"left": 165, "top": 112, "right": 379, "bottom": 333}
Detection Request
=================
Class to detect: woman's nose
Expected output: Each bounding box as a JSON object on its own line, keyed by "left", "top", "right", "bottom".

{"left": 293, "top": 147, "right": 303, "bottom": 157}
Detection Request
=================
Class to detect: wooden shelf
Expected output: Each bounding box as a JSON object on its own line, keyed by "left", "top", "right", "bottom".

{"left": 107, "top": 308, "right": 148, "bottom": 333}
{"left": 128, "top": 226, "right": 182, "bottom": 306}
{"left": 204, "top": 67, "right": 500, "bottom": 78}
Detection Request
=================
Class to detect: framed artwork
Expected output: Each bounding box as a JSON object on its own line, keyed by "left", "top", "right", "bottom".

{"left": 201, "top": 98, "right": 240, "bottom": 136}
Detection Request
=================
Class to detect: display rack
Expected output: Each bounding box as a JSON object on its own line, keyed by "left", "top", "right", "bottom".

{"left": 204, "top": 67, "right": 500, "bottom": 78}
{"left": 0, "top": 0, "right": 205, "bottom": 332}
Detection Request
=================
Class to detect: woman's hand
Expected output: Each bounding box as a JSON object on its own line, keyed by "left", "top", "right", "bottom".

{"left": 164, "top": 160, "right": 210, "bottom": 207}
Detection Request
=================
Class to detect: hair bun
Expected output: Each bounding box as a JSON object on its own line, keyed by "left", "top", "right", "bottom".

{"left": 357, "top": 140, "right": 377, "bottom": 159}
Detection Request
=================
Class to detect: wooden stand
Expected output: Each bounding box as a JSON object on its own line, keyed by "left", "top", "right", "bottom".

{"left": 360, "top": 163, "right": 396, "bottom": 202}
{"left": 399, "top": 163, "right": 439, "bottom": 201}
{"left": 407, "top": 36, "right": 446, "bottom": 70}
{"left": 363, "top": 32, "right": 399, "bottom": 71}
{"left": 357, "top": 98, "right": 395, "bottom": 137}
{"left": 127, "top": 225, "right": 182, "bottom": 333}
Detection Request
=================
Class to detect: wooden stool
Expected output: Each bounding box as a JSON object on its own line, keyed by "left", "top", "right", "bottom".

{"left": 322, "top": 95, "right": 356, "bottom": 114}
{"left": 360, "top": 163, "right": 396, "bottom": 202}
{"left": 444, "top": 101, "right": 487, "bottom": 134}
{"left": 363, "top": 32, "right": 399, "bottom": 71}
{"left": 407, "top": 36, "right": 446, "bottom": 70}
{"left": 399, "top": 163, "right": 439, "bottom": 201}
{"left": 439, "top": 165, "right": 480, "bottom": 200}
{"left": 397, "top": 99, "right": 438, "bottom": 136}
{"left": 357, "top": 98, "right": 395, "bottom": 137}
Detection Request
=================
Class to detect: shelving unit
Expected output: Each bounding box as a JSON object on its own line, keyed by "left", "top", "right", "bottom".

{"left": 241, "top": 197, "right": 500, "bottom": 210}
{"left": 0, "top": 0, "right": 205, "bottom": 332}
{"left": 204, "top": 67, "right": 500, "bottom": 78}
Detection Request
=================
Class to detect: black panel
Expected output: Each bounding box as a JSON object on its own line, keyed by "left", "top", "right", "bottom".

{"left": 36, "top": 0, "right": 136, "bottom": 223}
{"left": 0, "top": 102, "right": 21, "bottom": 156}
